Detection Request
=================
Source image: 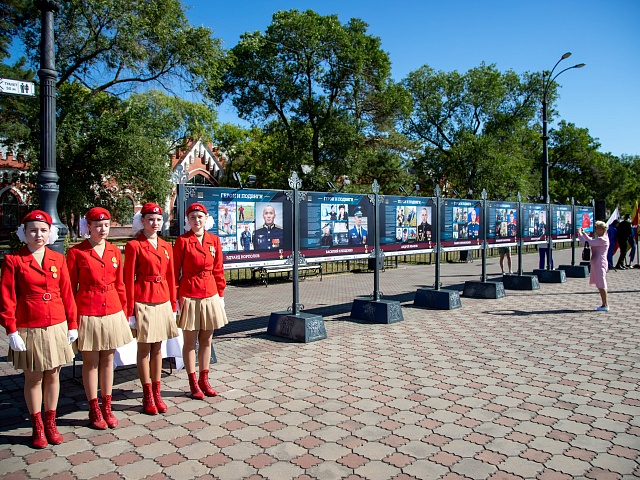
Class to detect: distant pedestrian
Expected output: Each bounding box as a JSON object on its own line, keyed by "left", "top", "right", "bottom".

{"left": 629, "top": 225, "right": 637, "bottom": 266}
{"left": 578, "top": 221, "right": 610, "bottom": 311}
{"left": 499, "top": 246, "right": 513, "bottom": 275}
{"left": 607, "top": 220, "right": 618, "bottom": 270}
{"left": 615, "top": 215, "right": 632, "bottom": 269}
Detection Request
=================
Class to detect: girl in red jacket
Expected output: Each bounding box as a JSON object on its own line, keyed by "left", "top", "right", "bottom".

{"left": 124, "top": 203, "right": 177, "bottom": 415}
{"left": 67, "top": 207, "right": 132, "bottom": 429}
{"left": 173, "top": 203, "right": 227, "bottom": 399}
{"left": 0, "top": 211, "right": 77, "bottom": 449}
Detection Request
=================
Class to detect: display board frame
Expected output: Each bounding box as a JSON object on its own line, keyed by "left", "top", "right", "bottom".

{"left": 574, "top": 205, "right": 595, "bottom": 235}
{"left": 486, "top": 201, "right": 519, "bottom": 247}
{"left": 181, "top": 186, "right": 293, "bottom": 269}
{"left": 551, "top": 204, "right": 574, "bottom": 242}
{"left": 440, "top": 199, "right": 484, "bottom": 252}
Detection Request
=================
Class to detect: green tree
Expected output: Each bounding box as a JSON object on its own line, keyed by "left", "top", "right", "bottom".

{"left": 1, "top": 0, "right": 226, "bottom": 228}
{"left": 403, "top": 63, "right": 543, "bottom": 199}
{"left": 55, "top": 88, "right": 218, "bottom": 228}
{"left": 18, "top": 0, "right": 226, "bottom": 101}
{"left": 218, "top": 9, "right": 403, "bottom": 191}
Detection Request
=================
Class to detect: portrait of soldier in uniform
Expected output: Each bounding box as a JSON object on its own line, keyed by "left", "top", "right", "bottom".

{"left": 254, "top": 204, "right": 283, "bottom": 250}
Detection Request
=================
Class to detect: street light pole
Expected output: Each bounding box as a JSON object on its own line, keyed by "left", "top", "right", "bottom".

{"left": 35, "top": 0, "right": 66, "bottom": 252}
{"left": 541, "top": 52, "right": 585, "bottom": 269}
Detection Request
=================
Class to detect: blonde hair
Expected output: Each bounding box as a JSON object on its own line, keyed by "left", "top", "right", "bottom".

{"left": 595, "top": 221, "right": 607, "bottom": 231}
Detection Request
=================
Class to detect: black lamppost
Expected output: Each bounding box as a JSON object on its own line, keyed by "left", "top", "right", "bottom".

{"left": 35, "top": 0, "right": 66, "bottom": 252}
{"left": 541, "top": 52, "right": 585, "bottom": 269}
{"left": 541, "top": 52, "right": 585, "bottom": 205}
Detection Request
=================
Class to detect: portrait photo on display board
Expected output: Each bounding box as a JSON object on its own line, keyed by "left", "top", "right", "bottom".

{"left": 218, "top": 202, "right": 236, "bottom": 236}
{"left": 348, "top": 206, "right": 368, "bottom": 246}
{"left": 254, "top": 202, "right": 284, "bottom": 251}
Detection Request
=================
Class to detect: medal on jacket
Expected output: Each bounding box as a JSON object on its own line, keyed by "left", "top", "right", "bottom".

{"left": 210, "top": 246, "right": 215, "bottom": 256}
{"left": 50, "top": 265, "right": 58, "bottom": 278}
{"left": 164, "top": 248, "right": 170, "bottom": 259}
{"left": 112, "top": 256, "right": 118, "bottom": 268}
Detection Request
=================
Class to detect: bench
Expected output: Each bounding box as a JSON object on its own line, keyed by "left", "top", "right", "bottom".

{"left": 253, "top": 263, "right": 322, "bottom": 287}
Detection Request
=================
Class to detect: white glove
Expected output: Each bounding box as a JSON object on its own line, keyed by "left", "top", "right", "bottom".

{"left": 8, "top": 332, "right": 26, "bottom": 352}
{"left": 219, "top": 297, "right": 225, "bottom": 310}
{"left": 67, "top": 329, "right": 78, "bottom": 344}
{"left": 128, "top": 316, "right": 137, "bottom": 329}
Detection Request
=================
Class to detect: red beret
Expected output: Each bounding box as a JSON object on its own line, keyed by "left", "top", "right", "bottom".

{"left": 186, "top": 203, "right": 208, "bottom": 215}
{"left": 22, "top": 210, "right": 52, "bottom": 226}
{"left": 141, "top": 203, "right": 163, "bottom": 215}
{"left": 85, "top": 207, "right": 111, "bottom": 221}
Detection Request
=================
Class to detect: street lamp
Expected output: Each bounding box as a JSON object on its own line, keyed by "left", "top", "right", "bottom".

{"left": 541, "top": 52, "right": 585, "bottom": 270}
{"left": 35, "top": 0, "right": 66, "bottom": 252}
{"left": 541, "top": 52, "right": 585, "bottom": 204}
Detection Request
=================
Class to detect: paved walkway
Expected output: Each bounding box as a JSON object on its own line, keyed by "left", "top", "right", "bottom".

{"left": 1, "top": 249, "right": 639, "bottom": 480}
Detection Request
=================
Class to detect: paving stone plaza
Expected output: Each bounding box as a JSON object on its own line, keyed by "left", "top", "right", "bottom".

{"left": 1, "top": 249, "right": 639, "bottom": 480}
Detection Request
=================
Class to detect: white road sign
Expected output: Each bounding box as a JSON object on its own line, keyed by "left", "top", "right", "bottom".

{"left": 0, "top": 78, "right": 36, "bottom": 97}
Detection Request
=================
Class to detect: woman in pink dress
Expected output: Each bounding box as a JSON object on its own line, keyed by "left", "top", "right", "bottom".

{"left": 577, "top": 221, "right": 610, "bottom": 311}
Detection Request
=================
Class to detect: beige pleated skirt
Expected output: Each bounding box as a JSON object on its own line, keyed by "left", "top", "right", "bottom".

{"left": 78, "top": 310, "right": 133, "bottom": 351}
{"left": 8, "top": 322, "right": 75, "bottom": 372}
{"left": 178, "top": 294, "right": 228, "bottom": 331}
{"left": 134, "top": 301, "right": 178, "bottom": 343}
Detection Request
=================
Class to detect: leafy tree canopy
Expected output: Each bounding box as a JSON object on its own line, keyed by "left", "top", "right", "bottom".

{"left": 218, "top": 9, "right": 405, "bottom": 191}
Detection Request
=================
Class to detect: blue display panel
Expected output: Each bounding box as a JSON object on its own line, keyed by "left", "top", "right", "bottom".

{"left": 379, "top": 196, "right": 435, "bottom": 256}
{"left": 185, "top": 187, "right": 292, "bottom": 268}
{"left": 299, "top": 192, "right": 372, "bottom": 261}
{"left": 551, "top": 204, "right": 574, "bottom": 241}
{"left": 574, "top": 206, "right": 595, "bottom": 235}
{"left": 441, "top": 199, "right": 483, "bottom": 251}
{"left": 521, "top": 203, "right": 548, "bottom": 245}
{"left": 486, "top": 201, "right": 518, "bottom": 246}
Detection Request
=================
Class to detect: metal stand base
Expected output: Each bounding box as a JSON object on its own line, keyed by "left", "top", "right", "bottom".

{"left": 463, "top": 281, "right": 506, "bottom": 299}
{"left": 502, "top": 274, "right": 540, "bottom": 290}
{"left": 532, "top": 269, "right": 567, "bottom": 283}
{"left": 350, "top": 298, "right": 404, "bottom": 324}
{"left": 414, "top": 288, "right": 462, "bottom": 310}
{"left": 580, "top": 261, "right": 591, "bottom": 272}
{"left": 267, "top": 311, "right": 327, "bottom": 343}
{"left": 558, "top": 265, "right": 589, "bottom": 278}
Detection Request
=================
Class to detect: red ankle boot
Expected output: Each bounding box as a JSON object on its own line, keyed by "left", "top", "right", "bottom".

{"left": 44, "top": 410, "right": 63, "bottom": 445}
{"left": 152, "top": 381, "right": 167, "bottom": 413}
{"left": 88, "top": 398, "right": 107, "bottom": 430}
{"left": 100, "top": 395, "right": 118, "bottom": 428}
{"left": 30, "top": 412, "right": 48, "bottom": 449}
{"left": 142, "top": 383, "right": 158, "bottom": 415}
{"left": 188, "top": 372, "right": 205, "bottom": 400}
{"left": 198, "top": 370, "right": 218, "bottom": 397}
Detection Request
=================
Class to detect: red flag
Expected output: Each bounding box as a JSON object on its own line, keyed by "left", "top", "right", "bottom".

{"left": 632, "top": 200, "right": 639, "bottom": 227}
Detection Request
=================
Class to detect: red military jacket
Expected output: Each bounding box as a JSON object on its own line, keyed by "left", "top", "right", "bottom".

{"left": 123, "top": 234, "right": 176, "bottom": 318}
{"left": 67, "top": 240, "right": 127, "bottom": 318}
{"left": 173, "top": 231, "right": 226, "bottom": 300}
{"left": 0, "top": 246, "right": 78, "bottom": 334}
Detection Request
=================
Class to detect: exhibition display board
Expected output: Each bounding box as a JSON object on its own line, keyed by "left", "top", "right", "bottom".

{"left": 178, "top": 185, "right": 586, "bottom": 269}
{"left": 486, "top": 201, "right": 519, "bottom": 247}
{"left": 440, "top": 199, "right": 483, "bottom": 251}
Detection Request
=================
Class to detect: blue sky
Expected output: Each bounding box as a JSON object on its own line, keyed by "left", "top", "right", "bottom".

{"left": 182, "top": 0, "right": 639, "bottom": 157}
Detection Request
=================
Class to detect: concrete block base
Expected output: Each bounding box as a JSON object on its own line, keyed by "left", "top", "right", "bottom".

{"left": 350, "top": 298, "right": 404, "bottom": 324}
{"left": 580, "top": 261, "right": 591, "bottom": 272}
{"left": 267, "top": 311, "right": 327, "bottom": 342}
{"left": 502, "top": 274, "right": 540, "bottom": 290}
{"left": 532, "top": 269, "right": 567, "bottom": 283}
{"left": 559, "top": 264, "right": 589, "bottom": 278}
{"left": 463, "top": 281, "right": 506, "bottom": 299}
{"left": 414, "top": 288, "right": 462, "bottom": 310}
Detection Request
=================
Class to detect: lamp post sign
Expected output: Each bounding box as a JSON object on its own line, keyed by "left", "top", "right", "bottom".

{"left": 0, "top": 77, "right": 36, "bottom": 97}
